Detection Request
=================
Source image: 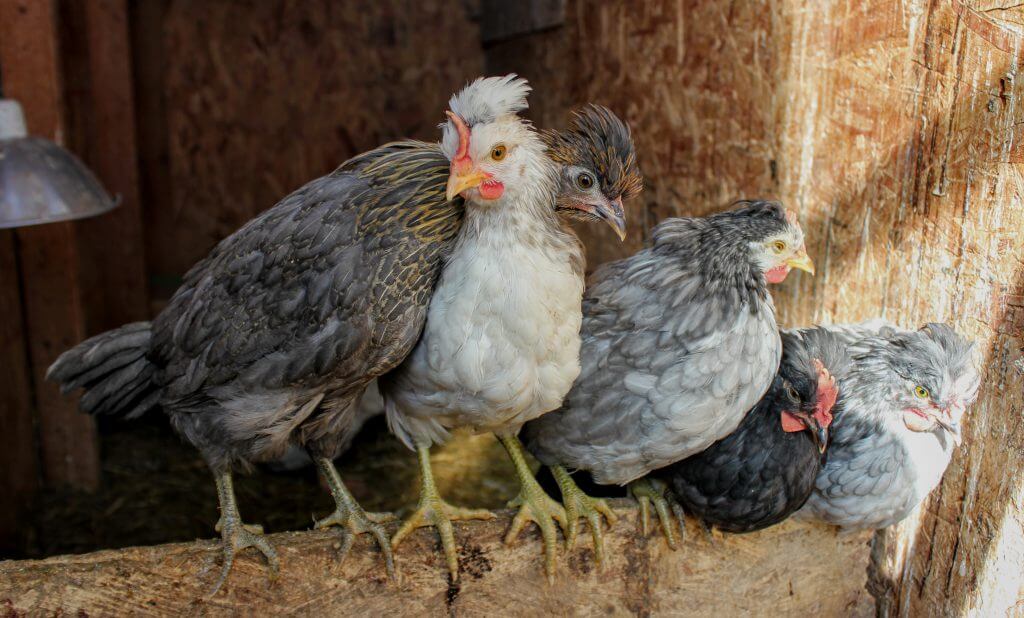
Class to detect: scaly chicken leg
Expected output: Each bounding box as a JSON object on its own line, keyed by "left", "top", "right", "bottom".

{"left": 209, "top": 471, "right": 279, "bottom": 596}
{"left": 628, "top": 476, "right": 684, "bottom": 549}
{"left": 550, "top": 465, "right": 617, "bottom": 566}
{"left": 391, "top": 444, "right": 494, "bottom": 580}
{"left": 312, "top": 457, "right": 396, "bottom": 577}
{"left": 499, "top": 434, "right": 568, "bottom": 583}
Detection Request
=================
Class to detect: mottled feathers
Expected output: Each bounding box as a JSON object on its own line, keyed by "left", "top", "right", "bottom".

{"left": 523, "top": 201, "right": 797, "bottom": 485}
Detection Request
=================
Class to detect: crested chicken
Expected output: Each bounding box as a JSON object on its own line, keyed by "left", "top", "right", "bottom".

{"left": 522, "top": 200, "right": 815, "bottom": 558}
{"left": 380, "top": 78, "right": 639, "bottom": 581}
{"left": 800, "top": 322, "right": 979, "bottom": 529}
{"left": 655, "top": 326, "right": 847, "bottom": 533}
{"left": 296, "top": 103, "right": 643, "bottom": 464}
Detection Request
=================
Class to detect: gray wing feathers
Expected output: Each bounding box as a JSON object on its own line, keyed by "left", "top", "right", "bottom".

{"left": 525, "top": 243, "right": 779, "bottom": 485}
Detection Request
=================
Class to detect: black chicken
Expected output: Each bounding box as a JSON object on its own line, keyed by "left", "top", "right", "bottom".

{"left": 654, "top": 327, "right": 847, "bottom": 533}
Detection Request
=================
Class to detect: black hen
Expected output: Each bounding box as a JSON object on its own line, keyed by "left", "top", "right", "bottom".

{"left": 655, "top": 327, "right": 849, "bottom": 533}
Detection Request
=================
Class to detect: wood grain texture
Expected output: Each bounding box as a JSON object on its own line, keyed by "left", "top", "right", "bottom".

{"left": 489, "top": 1, "right": 1024, "bottom": 614}
{"left": 136, "top": 0, "right": 485, "bottom": 285}
{"left": 60, "top": 0, "right": 149, "bottom": 333}
{"left": 0, "top": 503, "right": 873, "bottom": 617}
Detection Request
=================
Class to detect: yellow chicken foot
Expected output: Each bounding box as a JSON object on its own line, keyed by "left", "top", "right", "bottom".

{"left": 498, "top": 434, "right": 568, "bottom": 583}
{"left": 208, "top": 471, "right": 279, "bottom": 597}
{"left": 628, "top": 476, "right": 684, "bottom": 550}
{"left": 391, "top": 444, "right": 494, "bottom": 580}
{"left": 313, "top": 457, "right": 396, "bottom": 578}
{"left": 550, "top": 465, "right": 618, "bottom": 567}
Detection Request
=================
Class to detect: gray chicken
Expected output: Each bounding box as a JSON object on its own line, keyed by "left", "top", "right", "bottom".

{"left": 380, "top": 80, "right": 639, "bottom": 581}
{"left": 522, "top": 201, "right": 815, "bottom": 558}
{"left": 46, "top": 77, "right": 536, "bottom": 592}
{"left": 48, "top": 75, "right": 641, "bottom": 590}
{"left": 800, "top": 322, "right": 979, "bottom": 529}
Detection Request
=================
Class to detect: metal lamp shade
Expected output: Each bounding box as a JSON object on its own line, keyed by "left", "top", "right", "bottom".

{"left": 0, "top": 136, "right": 118, "bottom": 229}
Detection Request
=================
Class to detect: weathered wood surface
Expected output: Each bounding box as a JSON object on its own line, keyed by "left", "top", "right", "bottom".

{"left": 60, "top": 0, "right": 150, "bottom": 334}
{"left": 489, "top": 1, "right": 1024, "bottom": 615}
{"left": 0, "top": 503, "right": 873, "bottom": 617}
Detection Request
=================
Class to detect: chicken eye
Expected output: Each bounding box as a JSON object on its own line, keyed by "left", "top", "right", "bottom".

{"left": 490, "top": 144, "right": 508, "bottom": 161}
{"left": 772, "top": 240, "right": 787, "bottom": 254}
{"left": 914, "top": 385, "right": 930, "bottom": 399}
{"left": 787, "top": 384, "right": 800, "bottom": 401}
{"left": 575, "top": 172, "right": 595, "bottom": 190}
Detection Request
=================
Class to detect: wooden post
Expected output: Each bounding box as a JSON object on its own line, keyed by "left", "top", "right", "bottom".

{"left": 0, "top": 0, "right": 100, "bottom": 491}
{"left": 488, "top": 0, "right": 1024, "bottom": 613}
{"left": 0, "top": 233, "right": 38, "bottom": 555}
{"left": 0, "top": 0, "right": 148, "bottom": 499}
{"left": 60, "top": 0, "right": 148, "bottom": 333}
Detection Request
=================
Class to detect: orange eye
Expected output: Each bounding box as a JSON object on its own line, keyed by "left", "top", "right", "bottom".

{"left": 490, "top": 144, "right": 507, "bottom": 161}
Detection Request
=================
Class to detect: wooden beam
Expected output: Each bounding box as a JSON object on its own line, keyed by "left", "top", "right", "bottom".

{"left": 0, "top": 0, "right": 100, "bottom": 489}
{"left": 0, "top": 504, "right": 874, "bottom": 615}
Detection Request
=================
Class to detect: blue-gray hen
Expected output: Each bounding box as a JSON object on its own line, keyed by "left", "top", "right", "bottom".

{"left": 522, "top": 201, "right": 815, "bottom": 557}
{"left": 801, "top": 321, "right": 979, "bottom": 529}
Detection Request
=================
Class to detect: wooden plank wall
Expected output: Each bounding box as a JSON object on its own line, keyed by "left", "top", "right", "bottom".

{"left": 488, "top": 0, "right": 1024, "bottom": 615}
{"left": 132, "top": 0, "right": 486, "bottom": 291}
{"left": 0, "top": 0, "right": 148, "bottom": 552}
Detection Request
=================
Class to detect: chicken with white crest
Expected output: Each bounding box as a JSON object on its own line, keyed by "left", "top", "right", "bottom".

{"left": 381, "top": 75, "right": 633, "bottom": 581}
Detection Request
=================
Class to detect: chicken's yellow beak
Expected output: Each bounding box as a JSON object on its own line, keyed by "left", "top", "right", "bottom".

{"left": 786, "top": 248, "right": 815, "bottom": 275}
{"left": 446, "top": 166, "right": 490, "bottom": 202}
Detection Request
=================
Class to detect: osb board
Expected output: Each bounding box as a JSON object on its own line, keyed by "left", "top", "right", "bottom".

{"left": 0, "top": 503, "right": 873, "bottom": 617}
{"left": 489, "top": 1, "right": 1024, "bottom": 615}
{"left": 137, "top": 0, "right": 484, "bottom": 282}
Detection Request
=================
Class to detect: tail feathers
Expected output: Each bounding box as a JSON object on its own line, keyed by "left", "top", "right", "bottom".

{"left": 47, "top": 321, "right": 159, "bottom": 419}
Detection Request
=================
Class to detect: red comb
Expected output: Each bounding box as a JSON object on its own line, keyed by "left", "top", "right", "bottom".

{"left": 446, "top": 111, "right": 471, "bottom": 162}
{"left": 811, "top": 359, "right": 838, "bottom": 427}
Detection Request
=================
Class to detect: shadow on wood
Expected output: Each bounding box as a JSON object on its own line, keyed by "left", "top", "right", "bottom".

{"left": 0, "top": 501, "right": 873, "bottom": 616}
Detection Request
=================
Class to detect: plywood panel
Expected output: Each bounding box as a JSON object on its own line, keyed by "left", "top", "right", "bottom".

{"left": 139, "top": 0, "right": 485, "bottom": 284}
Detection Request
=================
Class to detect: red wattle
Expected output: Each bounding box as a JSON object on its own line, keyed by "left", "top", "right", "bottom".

{"left": 780, "top": 411, "right": 806, "bottom": 433}
{"left": 765, "top": 265, "right": 790, "bottom": 283}
{"left": 479, "top": 180, "right": 504, "bottom": 200}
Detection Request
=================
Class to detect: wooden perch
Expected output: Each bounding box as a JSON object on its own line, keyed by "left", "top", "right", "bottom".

{"left": 0, "top": 501, "right": 874, "bottom": 616}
